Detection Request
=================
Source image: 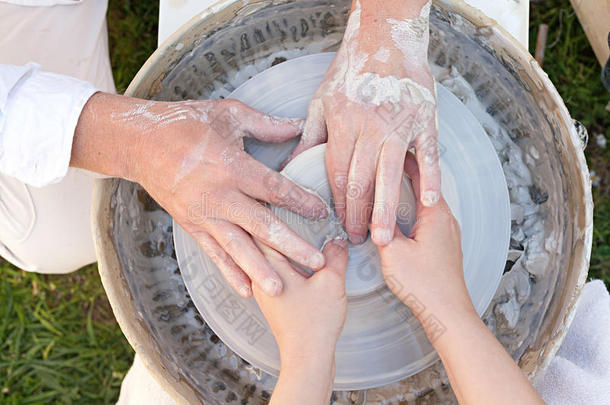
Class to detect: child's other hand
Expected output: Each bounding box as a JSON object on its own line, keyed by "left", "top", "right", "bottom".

{"left": 253, "top": 238, "right": 349, "bottom": 369}
{"left": 379, "top": 153, "right": 474, "bottom": 322}
{"left": 379, "top": 153, "right": 545, "bottom": 405}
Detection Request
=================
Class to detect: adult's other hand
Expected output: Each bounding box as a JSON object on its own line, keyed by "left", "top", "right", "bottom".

{"left": 288, "top": 0, "right": 439, "bottom": 246}
{"left": 71, "top": 93, "right": 329, "bottom": 298}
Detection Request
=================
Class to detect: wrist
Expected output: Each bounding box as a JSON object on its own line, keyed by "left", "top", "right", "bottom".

{"left": 279, "top": 337, "right": 336, "bottom": 367}
{"left": 415, "top": 297, "right": 478, "bottom": 346}
{"left": 426, "top": 304, "right": 485, "bottom": 358}
{"left": 281, "top": 349, "right": 335, "bottom": 370}
{"left": 71, "top": 92, "right": 142, "bottom": 180}
{"left": 274, "top": 348, "right": 335, "bottom": 405}
{"left": 354, "top": 0, "right": 432, "bottom": 73}
{"left": 280, "top": 346, "right": 335, "bottom": 385}
{"left": 357, "top": 0, "right": 428, "bottom": 22}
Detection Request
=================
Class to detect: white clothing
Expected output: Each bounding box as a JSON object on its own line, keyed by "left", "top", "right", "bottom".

{"left": 535, "top": 280, "right": 610, "bottom": 404}
{"left": 0, "top": 1, "right": 179, "bottom": 403}
{"left": 0, "top": 63, "right": 97, "bottom": 187}
{"left": 117, "top": 355, "right": 179, "bottom": 405}
{"left": 1, "top": 0, "right": 87, "bottom": 5}
{"left": 0, "top": 0, "right": 112, "bottom": 273}
{"left": 0, "top": 167, "right": 99, "bottom": 273}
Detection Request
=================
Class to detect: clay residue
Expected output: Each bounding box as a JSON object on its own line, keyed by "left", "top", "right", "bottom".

{"left": 431, "top": 64, "right": 553, "bottom": 353}
{"left": 387, "top": 0, "right": 431, "bottom": 65}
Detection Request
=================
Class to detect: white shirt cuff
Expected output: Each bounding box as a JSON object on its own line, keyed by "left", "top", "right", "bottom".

{"left": 0, "top": 63, "right": 98, "bottom": 187}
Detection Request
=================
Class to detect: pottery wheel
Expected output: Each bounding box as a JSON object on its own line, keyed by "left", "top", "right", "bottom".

{"left": 173, "top": 53, "right": 510, "bottom": 390}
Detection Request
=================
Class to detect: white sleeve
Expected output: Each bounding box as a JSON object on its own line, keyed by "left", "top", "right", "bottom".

{"left": 0, "top": 62, "right": 98, "bottom": 187}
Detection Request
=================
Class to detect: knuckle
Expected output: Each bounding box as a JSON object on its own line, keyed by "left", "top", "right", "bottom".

{"left": 264, "top": 184, "right": 284, "bottom": 206}
{"left": 222, "top": 232, "right": 242, "bottom": 252}
{"left": 224, "top": 98, "right": 243, "bottom": 110}
{"left": 346, "top": 180, "right": 363, "bottom": 200}
{"left": 275, "top": 180, "right": 304, "bottom": 205}
{"left": 347, "top": 177, "right": 373, "bottom": 200}
{"left": 261, "top": 169, "right": 285, "bottom": 193}
{"left": 346, "top": 214, "right": 368, "bottom": 233}
{"left": 224, "top": 199, "right": 245, "bottom": 223}
{"left": 250, "top": 215, "right": 275, "bottom": 240}
{"left": 333, "top": 172, "right": 349, "bottom": 193}
{"left": 211, "top": 249, "right": 232, "bottom": 268}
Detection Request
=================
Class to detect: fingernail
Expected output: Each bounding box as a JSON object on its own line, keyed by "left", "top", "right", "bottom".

{"left": 309, "top": 252, "right": 326, "bottom": 269}
{"left": 239, "top": 285, "right": 252, "bottom": 298}
{"left": 311, "top": 201, "right": 330, "bottom": 219}
{"left": 297, "top": 120, "right": 305, "bottom": 132}
{"left": 320, "top": 202, "right": 330, "bottom": 218}
{"left": 329, "top": 238, "right": 348, "bottom": 248}
{"left": 349, "top": 234, "right": 366, "bottom": 245}
{"left": 262, "top": 278, "right": 281, "bottom": 296}
{"left": 422, "top": 191, "right": 439, "bottom": 207}
{"left": 373, "top": 228, "right": 392, "bottom": 245}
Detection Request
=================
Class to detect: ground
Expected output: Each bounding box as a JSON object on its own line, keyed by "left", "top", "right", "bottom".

{"left": 0, "top": 0, "right": 608, "bottom": 403}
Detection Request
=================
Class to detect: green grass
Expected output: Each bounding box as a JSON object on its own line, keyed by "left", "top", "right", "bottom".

{"left": 107, "top": 0, "right": 159, "bottom": 94}
{"left": 0, "top": 0, "right": 607, "bottom": 403}
{"left": 0, "top": 265, "right": 133, "bottom": 404}
{"left": 0, "top": 2, "right": 158, "bottom": 403}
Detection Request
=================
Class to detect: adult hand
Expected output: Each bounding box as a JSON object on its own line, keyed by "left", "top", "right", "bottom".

{"left": 71, "top": 93, "right": 329, "bottom": 298}
{"left": 252, "top": 238, "right": 348, "bottom": 405}
{"left": 288, "top": 0, "right": 439, "bottom": 246}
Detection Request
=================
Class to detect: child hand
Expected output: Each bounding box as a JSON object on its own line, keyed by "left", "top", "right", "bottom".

{"left": 379, "top": 154, "right": 545, "bottom": 405}
{"left": 253, "top": 238, "right": 349, "bottom": 369}
{"left": 379, "top": 153, "right": 474, "bottom": 324}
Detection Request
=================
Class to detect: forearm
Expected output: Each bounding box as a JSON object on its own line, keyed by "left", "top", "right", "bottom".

{"left": 353, "top": 0, "right": 432, "bottom": 80}
{"left": 270, "top": 350, "right": 335, "bottom": 405}
{"left": 358, "top": 0, "right": 430, "bottom": 21}
{"left": 425, "top": 307, "right": 544, "bottom": 405}
{"left": 70, "top": 92, "right": 143, "bottom": 180}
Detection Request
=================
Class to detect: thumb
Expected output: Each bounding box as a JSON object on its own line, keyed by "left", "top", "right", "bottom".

{"left": 233, "top": 100, "right": 305, "bottom": 143}
{"left": 318, "top": 238, "right": 349, "bottom": 281}
{"left": 380, "top": 224, "right": 415, "bottom": 254}
{"left": 282, "top": 97, "right": 327, "bottom": 168}
{"left": 378, "top": 225, "right": 416, "bottom": 268}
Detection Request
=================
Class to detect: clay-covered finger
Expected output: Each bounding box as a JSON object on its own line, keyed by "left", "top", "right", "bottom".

{"left": 223, "top": 193, "right": 326, "bottom": 270}
{"left": 228, "top": 100, "right": 305, "bottom": 143}
{"left": 254, "top": 239, "right": 310, "bottom": 282}
{"left": 371, "top": 135, "right": 409, "bottom": 246}
{"left": 191, "top": 229, "right": 252, "bottom": 298}
{"left": 325, "top": 119, "right": 357, "bottom": 230}
{"left": 345, "top": 136, "right": 381, "bottom": 244}
{"left": 404, "top": 153, "right": 451, "bottom": 223}
{"left": 235, "top": 155, "right": 328, "bottom": 220}
{"left": 283, "top": 98, "right": 328, "bottom": 166}
{"left": 414, "top": 120, "right": 441, "bottom": 207}
{"left": 206, "top": 220, "right": 284, "bottom": 297}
